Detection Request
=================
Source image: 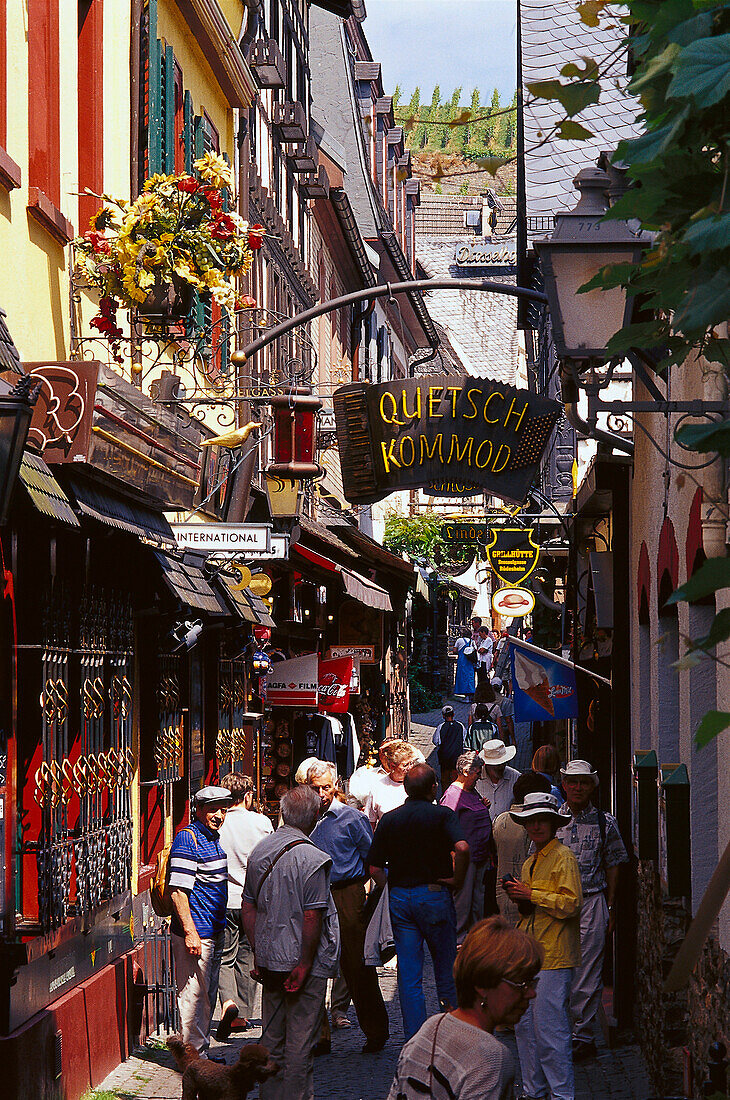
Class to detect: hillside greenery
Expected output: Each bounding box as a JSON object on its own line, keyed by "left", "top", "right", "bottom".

{"left": 392, "top": 85, "right": 518, "bottom": 161}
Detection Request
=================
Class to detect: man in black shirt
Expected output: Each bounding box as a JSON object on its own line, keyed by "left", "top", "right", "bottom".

{"left": 432, "top": 705, "right": 466, "bottom": 791}
{"left": 367, "top": 763, "right": 469, "bottom": 1040}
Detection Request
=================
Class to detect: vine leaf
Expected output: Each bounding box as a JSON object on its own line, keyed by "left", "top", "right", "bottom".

{"left": 683, "top": 211, "right": 730, "bottom": 254}
{"left": 666, "top": 557, "right": 730, "bottom": 606}
{"left": 694, "top": 710, "right": 730, "bottom": 749}
{"left": 447, "top": 110, "right": 473, "bottom": 129}
{"left": 473, "top": 155, "right": 509, "bottom": 176}
{"left": 525, "top": 79, "right": 600, "bottom": 116}
{"left": 556, "top": 120, "right": 594, "bottom": 140}
{"left": 668, "top": 33, "right": 730, "bottom": 108}
{"left": 685, "top": 608, "right": 730, "bottom": 653}
{"left": 674, "top": 420, "right": 730, "bottom": 456}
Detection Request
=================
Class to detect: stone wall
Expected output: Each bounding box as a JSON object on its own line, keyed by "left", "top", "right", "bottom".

{"left": 635, "top": 861, "right": 690, "bottom": 1095}
{"left": 687, "top": 936, "right": 730, "bottom": 1097}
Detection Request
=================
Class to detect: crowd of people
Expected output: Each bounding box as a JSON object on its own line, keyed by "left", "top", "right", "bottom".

{"left": 165, "top": 656, "right": 629, "bottom": 1100}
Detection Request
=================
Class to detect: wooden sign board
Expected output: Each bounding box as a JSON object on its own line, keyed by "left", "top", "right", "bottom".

{"left": 486, "top": 526, "right": 540, "bottom": 585}
{"left": 334, "top": 375, "right": 560, "bottom": 505}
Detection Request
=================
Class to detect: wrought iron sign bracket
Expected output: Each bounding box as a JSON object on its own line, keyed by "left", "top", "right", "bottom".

{"left": 590, "top": 399, "right": 729, "bottom": 415}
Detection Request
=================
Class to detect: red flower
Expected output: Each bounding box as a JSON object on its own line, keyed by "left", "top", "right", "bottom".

{"left": 210, "top": 213, "right": 236, "bottom": 241}
{"left": 248, "top": 224, "right": 265, "bottom": 250}
{"left": 237, "top": 295, "right": 257, "bottom": 310}
{"left": 202, "top": 186, "right": 223, "bottom": 212}
{"left": 177, "top": 175, "right": 199, "bottom": 193}
{"left": 84, "top": 230, "right": 111, "bottom": 255}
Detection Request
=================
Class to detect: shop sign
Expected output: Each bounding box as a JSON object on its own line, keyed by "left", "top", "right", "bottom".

{"left": 442, "top": 522, "right": 489, "bottom": 546}
{"left": 266, "top": 653, "right": 319, "bottom": 707}
{"left": 318, "top": 656, "right": 353, "bottom": 713}
{"left": 328, "top": 644, "right": 376, "bottom": 664}
{"left": 454, "top": 243, "right": 517, "bottom": 267}
{"left": 492, "top": 587, "right": 535, "bottom": 617}
{"left": 19, "top": 360, "right": 99, "bottom": 462}
{"left": 171, "top": 523, "right": 272, "bottom": 552}
{"left": 334, "top": 375, "right": 560, "bottom": 506}
{"left": 486, "top": 526, "right": 540, "bottom": 585}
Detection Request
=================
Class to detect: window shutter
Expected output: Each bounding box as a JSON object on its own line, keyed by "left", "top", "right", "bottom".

{"left": 163, "top": 43, "right": 175, "bottom": 174}
{"left": 183, "top": 91, "right": 193, "bottom": 172}
{"left": 147, "top": 0, "right": 163, "bottom": 176}
{"left": 222, "top": 152, "right": 231, "bottom": 212}
{"left": 194, "top": 114, "right": 205, "bottom": 165}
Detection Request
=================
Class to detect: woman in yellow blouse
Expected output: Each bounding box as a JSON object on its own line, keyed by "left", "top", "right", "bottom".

{"left": 504, "top": 792, "right": 582, "bottom": 1100}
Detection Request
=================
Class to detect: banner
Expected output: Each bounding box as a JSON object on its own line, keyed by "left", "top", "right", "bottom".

{"left": 265, "top": 653, "right": 319, "bottom": 707}
{"left": 334, "top": 375, "right": 561, "bottom": 505}
{"left": 511, "top": 644, "right": 578, "bottom": 720}
{"left": 318, "top": 656, "right": 353, "bottom": 713}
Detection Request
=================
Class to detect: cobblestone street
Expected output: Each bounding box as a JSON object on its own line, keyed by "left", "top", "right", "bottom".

{"left": 96, "top": 708, "right": 651, "bottom": 1100}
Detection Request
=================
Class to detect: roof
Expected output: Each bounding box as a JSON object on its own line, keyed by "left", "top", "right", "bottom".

{"left": 521, "top": 0, "right": 638, "bottom": 222}
{"left": 416, "top": 237, "right": 520, "bottom": 382}
{"left": 18, "top": 452, "right": 80, "bottom": 528}
{"left": 217, "top": 579, "right": 276, "bottom": 627}
{"left": 0, "top": 308, "right": 21, "bottom": 372}
{"left": 64, "top": 474, "right": 176, "bottom": 545}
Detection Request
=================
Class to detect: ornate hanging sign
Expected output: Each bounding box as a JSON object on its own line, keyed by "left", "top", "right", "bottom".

{"left": 492, "top": 587, "right": 536, "bottom": 617}
{"left": 333, "top": 375, "right": 560, "bottom": 505}
{"left": 485, "top": 526, "right": 541, "bottom": 585}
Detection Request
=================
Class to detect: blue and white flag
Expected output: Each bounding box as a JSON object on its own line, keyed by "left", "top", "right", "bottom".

{"left": 510, "top": 641, "right": 579, "bottom": 721}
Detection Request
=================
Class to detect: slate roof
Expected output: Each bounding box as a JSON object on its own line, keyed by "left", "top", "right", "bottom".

{"left": 0, "top": 307, "right": 21, "bottom": 373}
{"left": 521, "top": 0, "right": 638, "bottom": 223}
{"left": 18, "top": 453, "right": 80, "bottom": 528}
{"left": 416, "top": 236, "right": 520, "bottom": 382}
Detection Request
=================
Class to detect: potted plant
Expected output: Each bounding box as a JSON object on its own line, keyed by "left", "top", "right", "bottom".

{"left": 73, "top": 152, "right": 263, "bottom": 359}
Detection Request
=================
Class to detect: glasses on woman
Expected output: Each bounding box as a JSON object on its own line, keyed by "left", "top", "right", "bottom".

{"left": 502, "top": 976, "right": 539, "bottom": 993}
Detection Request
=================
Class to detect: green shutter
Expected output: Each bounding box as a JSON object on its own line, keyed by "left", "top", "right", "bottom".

{"left": 183, "top": 91, "right": 193, "bottom": 173}
{"left": 163, "top": 44, "right": 175, "bottom": 174}
{"left": 222, "top": 152, "right": 231, "bottom": 212}
{"left": 147, "top": 0, "right": 163, "bottom": 177}
{"left": 194, "top": 115, "right": 205, "bottom": 167}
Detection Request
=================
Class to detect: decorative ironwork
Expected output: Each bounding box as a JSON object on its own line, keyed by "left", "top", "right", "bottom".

{"left": 28, "top": 587, "right": 135, "bottom": 932}
{"left": 217, "top": 655, "right": 249, "bottom": 777}
{"left": 156, "top": 655, "right": 183, "bottom": 785}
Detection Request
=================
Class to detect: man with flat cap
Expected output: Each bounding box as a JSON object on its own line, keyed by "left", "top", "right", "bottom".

{"left": 169, "top": 785, "right": 232, "bottom": 1055}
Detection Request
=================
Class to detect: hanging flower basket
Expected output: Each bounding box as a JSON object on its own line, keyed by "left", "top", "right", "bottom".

{"left": 136, "top": 272, "right": 195, "bottom": 324}
{"left": 73, "top": 152, "right": 265, "bottom": 352}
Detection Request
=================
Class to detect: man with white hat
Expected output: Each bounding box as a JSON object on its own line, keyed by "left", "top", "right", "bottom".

{"left": 475, "top": 739, "right": 520, "bottom": 820}
{"left": 557, "top": 760, "right": 629, "bottom": 1063}
{"left": 504, "top": 792, "right": 582, "bottom": 1100}
{"left": 169, "top": 785, "right": 232, "bottom": 1056}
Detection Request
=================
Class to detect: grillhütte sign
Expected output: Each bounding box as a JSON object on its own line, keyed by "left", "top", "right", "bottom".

{"left": 334, "top": 375, "right": 561, "bottom": 504}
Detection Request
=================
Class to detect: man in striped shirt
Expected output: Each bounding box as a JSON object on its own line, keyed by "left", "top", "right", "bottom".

{"left": 169, "top": 785, "right": 232, "bottom": 1055}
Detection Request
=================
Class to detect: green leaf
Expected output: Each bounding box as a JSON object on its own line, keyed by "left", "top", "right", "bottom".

{"left": 674, "top": 268, "right": 730, "bottom": 334}
{"left": 683, "top": 212, "right": 730, "bottom": 254}
{"left": 672, "top": 652, "right": 704, "bottom": 670}
{"left": 560, "top": 57, "right": 599, "bottom": 80}
{"left": 473, "top": 156, "right": 509, "bottom": 176}
{"left": 668, "top": 34, "right": 730, "bottom": 107}
{"left": 577, "top": 0, "right": 609, "bottom": 27}
{"left": 556, "top": 120, "right": 594, "bottom": 140}
{"left": 701, "top": 338, "right": 730, "bottom": 368}
{"left": 665, "top": 556, "right": 730, "bottom": 605}
{"left": 674, "top": 420, "right": 730, "bottom": 456}
{"left": 618, "top": 107, "right": 689, "bottom": 165}
{"left": 686, "top": 608, "right": 730, "bottom": 652}
{"left": 526, "top": 79, "right": 600, "bottom": 117}
{"left": 525, "top": 79, "right": 565, "bottom": 100}
{"left": 630, "top": 43, "right": 682, "bottom": 93}
{"left": 694, "top": 710, "right": 730, "bottom": 749}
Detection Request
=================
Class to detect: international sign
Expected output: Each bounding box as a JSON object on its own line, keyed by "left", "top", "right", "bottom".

{"left": 172, "top": 523, "right": 271, "bottom": 552}
{"left": 334, "top": 375, "right": 560, "bottom": 505}
{"left": 486, "top": 526, "right": 540, "bottom": 585}
{"left": 442, "top": 522, "right": 489, "bottom": 546}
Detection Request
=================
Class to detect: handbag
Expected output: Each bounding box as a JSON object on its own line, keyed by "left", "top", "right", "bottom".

{"left": 463, "top": 644, "right": 478, "bottom": 666}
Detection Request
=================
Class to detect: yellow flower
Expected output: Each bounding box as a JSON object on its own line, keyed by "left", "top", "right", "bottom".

{"left": 193, "top": 152, "right": 234, "bottom": 190}
{"left": 144, "top": 173, "right": 175, "bottom": 191}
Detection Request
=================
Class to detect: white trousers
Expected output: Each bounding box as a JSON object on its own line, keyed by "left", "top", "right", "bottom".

{"left": 171, "top": 931, "right": 224, "bottom": 1053}
{"left": 515, "top": 967, "right": 574, "bottom": 1100}
{"left": 571, "top": 892, "right": 609, "bottom": 1044}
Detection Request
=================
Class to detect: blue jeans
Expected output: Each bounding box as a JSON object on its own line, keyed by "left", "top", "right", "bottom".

{"left": 388, "top": 884, "right": 458, "bottom": 1040}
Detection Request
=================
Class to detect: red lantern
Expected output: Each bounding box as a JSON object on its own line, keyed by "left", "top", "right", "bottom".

{"left": 268, "top": 387, "right": 322, "bottom": 478}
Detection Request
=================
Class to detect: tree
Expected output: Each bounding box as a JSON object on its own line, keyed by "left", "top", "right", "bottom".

{"left": 392, "top": 83, "right": 401, "bottom": 109}
{"left": 529, "top": 0, "right": 730, "bottom": 743}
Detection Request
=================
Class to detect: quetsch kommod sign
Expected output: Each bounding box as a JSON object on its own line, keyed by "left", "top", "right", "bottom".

{"left": 334, "top": 375, "right": 560, "bottom": 505}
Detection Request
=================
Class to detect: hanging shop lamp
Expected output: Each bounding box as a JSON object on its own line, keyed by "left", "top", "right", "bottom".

{"left": 0, "top": 374, "right": 41, "bottom": 525}
{"left": 268, "top": 386, "right": 323, "bottom": 478}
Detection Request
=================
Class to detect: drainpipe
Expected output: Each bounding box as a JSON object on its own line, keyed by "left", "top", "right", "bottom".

{"left": 409, "top": 339, "right": 440, "bottom": 375}
{"left": 560, "top": 365, "right": 635, "bottom": 457}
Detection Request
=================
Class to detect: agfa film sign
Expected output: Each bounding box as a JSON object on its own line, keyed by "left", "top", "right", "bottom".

{"left": 334, "top": 375, "right": 560, "bottom": 505}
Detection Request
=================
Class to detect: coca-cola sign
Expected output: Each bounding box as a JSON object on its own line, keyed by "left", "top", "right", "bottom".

{"left": 318, "top": 657, "right": 353, "bottom": 714}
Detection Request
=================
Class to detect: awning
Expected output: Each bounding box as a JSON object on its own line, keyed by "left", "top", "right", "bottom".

{"left": 65, "top": 475, "right": 175, "bottom": 545}
{"left": 292, "top": 542, "right": 392, "bottom": 611}
{"left": 18, "top": 452, "right": 79, "bottom": 527}
{"left": 216, "top": 578, "right": 276, "bottom": 627}
{"left": 154, "top": 550, "right": 227, "bottom": 614}
{"left": 414, "top": 567, "right": 431, "bottom": 603}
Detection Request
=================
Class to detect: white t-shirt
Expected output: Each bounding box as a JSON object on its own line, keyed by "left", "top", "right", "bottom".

{"left": 349, "top": 764, "right": 389, "bottom": 804}
{"left": 364, "top": 774, "right": 409, "bottom": 826}
{"left": 219, "top": 805, "right": 273, "bottom": 909}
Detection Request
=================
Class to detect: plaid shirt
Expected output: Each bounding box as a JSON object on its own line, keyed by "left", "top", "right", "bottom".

{"left": 557, "top": 803, "right": 628, "bottom": 895}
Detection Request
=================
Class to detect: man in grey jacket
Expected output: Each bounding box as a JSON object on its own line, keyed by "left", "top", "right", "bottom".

{"left": 242, "top": 785, "right": 340, "bottom": 1100}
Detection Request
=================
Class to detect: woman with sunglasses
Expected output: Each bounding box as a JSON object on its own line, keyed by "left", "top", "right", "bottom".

{"left": 387, "top": 916, "right": 543, "bottom": 1100}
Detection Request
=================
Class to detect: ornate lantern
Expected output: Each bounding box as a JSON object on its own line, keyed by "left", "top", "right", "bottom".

{"left": 268, "top": 387, "right": 322, "bottom": 478}
{"left": 0, "top": 374, "right": 41, "bottom": 524}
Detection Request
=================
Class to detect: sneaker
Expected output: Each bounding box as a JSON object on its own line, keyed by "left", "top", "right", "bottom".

{"left": 215, "top": 1003, "right": 238, "bottom": 1042}
{"left": 207, "top": 1051, "right": 227, "bottom": 1064}
{"left": 331, "top": 1012, "right": 352, "bottom": 1030}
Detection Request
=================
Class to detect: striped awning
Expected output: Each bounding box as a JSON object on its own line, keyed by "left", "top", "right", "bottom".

{"left": 18, "top": 452, "right": 79, "bottom": 527}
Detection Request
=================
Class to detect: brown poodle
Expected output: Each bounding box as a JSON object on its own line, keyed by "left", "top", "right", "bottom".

{"left": 167, "top": 1035, "right": 279, "bottom": 1100}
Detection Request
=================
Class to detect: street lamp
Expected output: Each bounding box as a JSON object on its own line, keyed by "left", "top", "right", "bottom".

{"left": 268, "top": 386, "right": 322, "bottom": 479}
{"left": 0, "top": 374, "right": 41, "bottom": 524}
{"left": 534, "top": 167, "right": 651, "bottom": 365}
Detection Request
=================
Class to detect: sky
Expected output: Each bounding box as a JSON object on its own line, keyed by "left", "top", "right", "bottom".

{"left": 362, "top": 0, "right": 517, "bottom": 108}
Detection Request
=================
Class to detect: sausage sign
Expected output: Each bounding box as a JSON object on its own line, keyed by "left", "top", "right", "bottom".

{"left": 333, "top": 375, "right": 561, "bottom": 505}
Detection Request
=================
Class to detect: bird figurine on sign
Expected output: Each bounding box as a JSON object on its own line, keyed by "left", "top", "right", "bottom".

{"left": 200, "top": 421, "right": 262, "bottom": 449}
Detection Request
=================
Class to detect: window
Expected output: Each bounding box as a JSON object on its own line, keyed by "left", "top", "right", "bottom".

{"left": 77, "top": 0, "right": 104, "bottom": 232}
{"left": 28, "top": 0, "right": 61, "bottom": 206}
